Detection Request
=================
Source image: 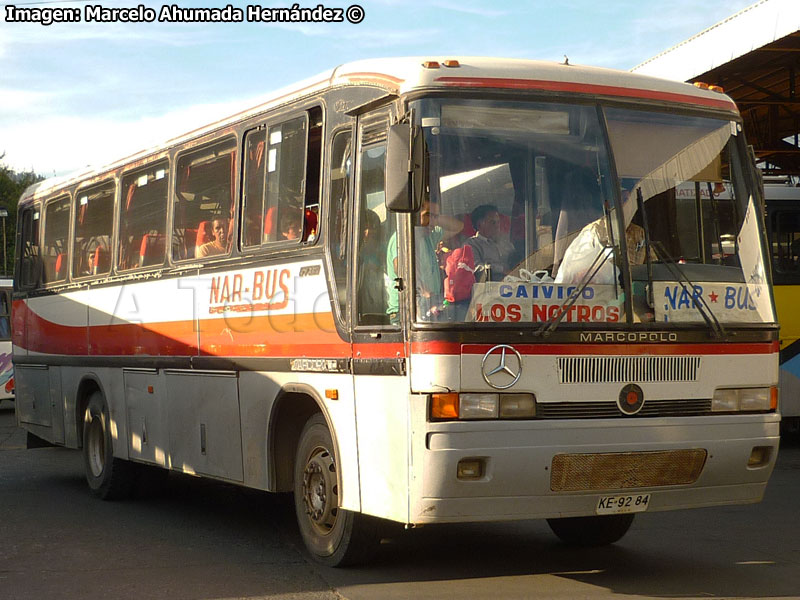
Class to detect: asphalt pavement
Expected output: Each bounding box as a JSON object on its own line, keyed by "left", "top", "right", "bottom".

{"left": 2, "top": 401, "right": 799, "bottom": 600}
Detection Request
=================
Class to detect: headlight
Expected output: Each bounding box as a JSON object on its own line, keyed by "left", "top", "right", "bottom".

{"left": 500, "top": 393, "right": 537, "bottom": 418}
{"left": 430, "top": 393, "right": 537, "bottom": 420}
{"left": 712, "top": 387, "right": 777, "bottom": 412}
{"left": 460, "top": 393, "right": 500, "bottom": 419}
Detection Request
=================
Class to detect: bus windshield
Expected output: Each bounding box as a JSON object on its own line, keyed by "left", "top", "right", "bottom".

{"left": 411, "top": 98, "right": 775, "bottom": 328}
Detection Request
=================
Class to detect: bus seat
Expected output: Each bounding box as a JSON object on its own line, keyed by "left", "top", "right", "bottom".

{"left": 54, "top": 253, "right": 65, "bottom": 280}
{"left": 461, "top": 214, "right": 476, "bottom": 237}
{"left": 264, "top": 206, "right": 277, "bottom": 241}
{"left": 92, "top": 246, "right": 110, "bottom": 275}
{"left": 182, "top": 228, "right": 198, "bottom": 259}
{"left": 139, "top": 233, "right": 166, "bottom": 267}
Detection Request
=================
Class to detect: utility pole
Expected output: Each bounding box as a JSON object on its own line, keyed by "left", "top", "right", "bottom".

{"left": 0, "top": 208, "right": 8, "bottom": 276}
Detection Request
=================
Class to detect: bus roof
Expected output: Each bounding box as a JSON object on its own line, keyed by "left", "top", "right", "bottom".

{"left": 763, "top": 183, "right": 800, "bottom": 201}
{"left": 19, "top": 56, "right": 738, "bottom": 205}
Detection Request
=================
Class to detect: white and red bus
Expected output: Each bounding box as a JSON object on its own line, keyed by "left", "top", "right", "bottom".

{"left": 13, "top": 58, "right": 779, "bottom": 566}
{"left": 0, "top": 278, "right": 13, "bottom": 403}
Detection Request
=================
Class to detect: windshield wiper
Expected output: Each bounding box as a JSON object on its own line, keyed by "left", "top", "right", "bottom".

{"left": 649, "top": 240, "right": 726, "bottom": 339}
{"left": 537, "top": 245, "right": 614, "bottom": 336}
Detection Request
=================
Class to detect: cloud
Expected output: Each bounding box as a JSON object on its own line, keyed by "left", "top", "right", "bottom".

{"left": 271, "top": 21, "right": 440, "bottom": 48}
{"left": 429, "top": 1, "right": 509, "bottom": 18}
{"left": 627, "top": 0, "right": 757, "bottom": 48}
{"left": 0, "top": 15, "right": 209, "bottom": 61}
{"left": 0, "top": 89, "right": 55, "bottom": 112}
{"left": 1, "top": 96, "right": 268, "bottom": 176}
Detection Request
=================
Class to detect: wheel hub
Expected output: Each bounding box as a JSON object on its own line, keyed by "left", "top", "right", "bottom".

{"left": 302, "top": 448, "right": 338, "bottom": 534}
{"left": 87, "top": 416, "right": 105, "bottom": 478}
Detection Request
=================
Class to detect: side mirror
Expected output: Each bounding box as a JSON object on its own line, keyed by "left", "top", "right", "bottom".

{"left": 385, "top": 120, "right": 424, "bottom": 213}
{"left": 385, "top": 121, "right": 412, "bottom": 212}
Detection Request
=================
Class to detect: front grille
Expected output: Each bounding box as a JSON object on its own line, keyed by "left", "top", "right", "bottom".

{"left": 550, "top": 449, "right": 708, "bottom": 492}
{"left": 558, "top": 356, "right": 701, "bottom": 384}
{"left": 537, "top": 398, "right": 711, "bottom": 419}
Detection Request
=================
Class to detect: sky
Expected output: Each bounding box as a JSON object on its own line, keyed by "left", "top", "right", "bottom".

{"left": 0, "top": 0, "right": 760, "bottom": 177}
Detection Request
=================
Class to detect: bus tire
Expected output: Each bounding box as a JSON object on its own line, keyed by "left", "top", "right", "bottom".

{"left": 293, "top": 413, "right": 378, "bottom": 567}
{"left": 83, "top": 391, "right": 137, "bottom": 500}
{"left": 546, "top": 513, "right": 635, "bottom": 547}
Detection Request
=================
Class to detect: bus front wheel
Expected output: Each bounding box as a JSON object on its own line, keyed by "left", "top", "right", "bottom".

{"left": 82, "top": 391, "right": 137, "bottom": 500}
{"left": 547, "top": 513, "right": 635, "bottom": 546}
{"left": 293, "top": 414, "right": 378, "bottom": 567}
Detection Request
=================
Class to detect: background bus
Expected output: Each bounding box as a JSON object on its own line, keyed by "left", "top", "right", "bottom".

{"left": 13, "top": 57, "right": 780, "bottom": 566}
{"left": 0, "top": 278, "right": 13, "bottom": 403}
{"left": 764, "top": 180, "right": 800, "bottom": 432}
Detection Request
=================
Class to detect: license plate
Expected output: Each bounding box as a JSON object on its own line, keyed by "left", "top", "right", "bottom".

{"left": 596, "top": 493, "right": 650, "bottom": 515}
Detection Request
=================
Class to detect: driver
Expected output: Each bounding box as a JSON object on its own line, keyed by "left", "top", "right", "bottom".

{"left": 464, "top": 204, "right": 513, "bottom": 282}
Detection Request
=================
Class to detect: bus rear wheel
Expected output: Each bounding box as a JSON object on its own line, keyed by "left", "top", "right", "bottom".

{"left": 83, "top": 391, "right": 137, "bottom": 500}
{"left": 547, "top": 513, "right": 635, "bottom": 546}
{"left": 293, "top": 414, "right": 378, "bottom": 567}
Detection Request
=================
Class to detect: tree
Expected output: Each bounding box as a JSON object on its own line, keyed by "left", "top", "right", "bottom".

{"left": 0, "top": 155, "right": 44, "bottom": 278}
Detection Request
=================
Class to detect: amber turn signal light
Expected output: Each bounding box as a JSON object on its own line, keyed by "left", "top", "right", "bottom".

{"left": 431, "top": 393, "right": 459, "bottom": 419}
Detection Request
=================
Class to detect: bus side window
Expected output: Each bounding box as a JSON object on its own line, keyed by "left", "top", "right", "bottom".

{"left": 355, "top": 142, "right": 392, "bottom": 326}
{"left": 263, "top": 116, "right": 307, "bottom": 244}
{"left": 42, "top": 196, "right": 70, "bottom": 285}
{"left": 0, "top": 290, "right": 9, "bottom": 340}
{"left": 328, "top": 129, "right": 352, "bottom": 323}
{"left": 172, "top": 137, "right": 237, "bottom": 261}
{"left": 241, "top": 108, "right": 321, "bottom": 248}
{"left": 72, "top": 182, "right": 115, "bottom": 279}
{"left": 242, "top": 128, "right": 267, "bottom": 248}
{"left": 19, "top": 207, "right": 41, "bottom": 289}
{"left": 303, "top": 107, "right": 322, "bottom": 242}
{"left": 771, "top": 209, "right": 800, "bottom": 275}
{"left": 119, "top": 161, "right": 169, "bottom": 271}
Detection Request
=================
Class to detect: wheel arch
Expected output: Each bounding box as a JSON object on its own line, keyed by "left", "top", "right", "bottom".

{"left": 267, "top": 383, "right": 339, "bottom": 493}
{"left": 75, "top": 374, "right": 106, "bottom": 449}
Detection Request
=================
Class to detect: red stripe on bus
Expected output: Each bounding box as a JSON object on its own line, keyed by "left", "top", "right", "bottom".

{"left": 14, "top": 301, "right": 776, "bottom": 359}
{"left": 411, "top": 341, "right": 778, "bottom": 356}
{"left": 14, "top": 301, "right": 349, "bottom": 357}
{"left": 434, "top": 76, "right": 738, "bottom": 111}
{"left": 353, "top": 342, "right": 405, "bottom": 358}
{"left": 341, "top": 72, "right": 405, "bottom": 89}
{"left": 458, "top": 342, "right": 780, "bottom": 356}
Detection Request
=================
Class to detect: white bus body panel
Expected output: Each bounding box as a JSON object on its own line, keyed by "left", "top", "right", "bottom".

{"left": 411, "top": 414, "right": 778, "bottom": 523}
{"left": 404, "top": 349, "right": 778, "bottom": 524}
{"left": 354, "top": 373, "right": 412, "bottom": 522}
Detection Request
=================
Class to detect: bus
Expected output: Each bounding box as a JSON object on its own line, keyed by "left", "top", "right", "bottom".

{"left": 13, "top": 57, "right": 779, "bottom": 566}
{"left": 0, "top": 278, "right": 13, "bottom": 404}
{"left": 763, "top": 181, "right": 800, "bottom": 432}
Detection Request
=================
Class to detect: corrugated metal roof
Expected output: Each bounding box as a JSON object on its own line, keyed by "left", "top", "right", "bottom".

{"left": 632, "top": 0, "right": 800, "bottom": 175}
{"left": 632, "top": 0, "right": 800, "bottom": 81}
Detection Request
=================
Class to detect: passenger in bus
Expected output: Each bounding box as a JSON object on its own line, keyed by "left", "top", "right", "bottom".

{"left": 280, "top": 212, "right": 302, "bottom": 240}
{"left": 386, "top": 198, "right": 462, "bottom": 322}
{"left": 464, "top": 204, "right": 514, "bottom": 282}
{"left": 79, "top": 245, "right": 96, "bottom": 276}
{"left": 357, "top": 209, "right": 386, "bottom": 321}
{"left": 196, "top": 218, "right": 229, "bottom": 257}
{"left": 80, "top": 242, "right": 105, "bottom": 276}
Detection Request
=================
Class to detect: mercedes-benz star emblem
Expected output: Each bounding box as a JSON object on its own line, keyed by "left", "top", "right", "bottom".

{"left": 481, "top": 345, "right": 523, "bottom": 389}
